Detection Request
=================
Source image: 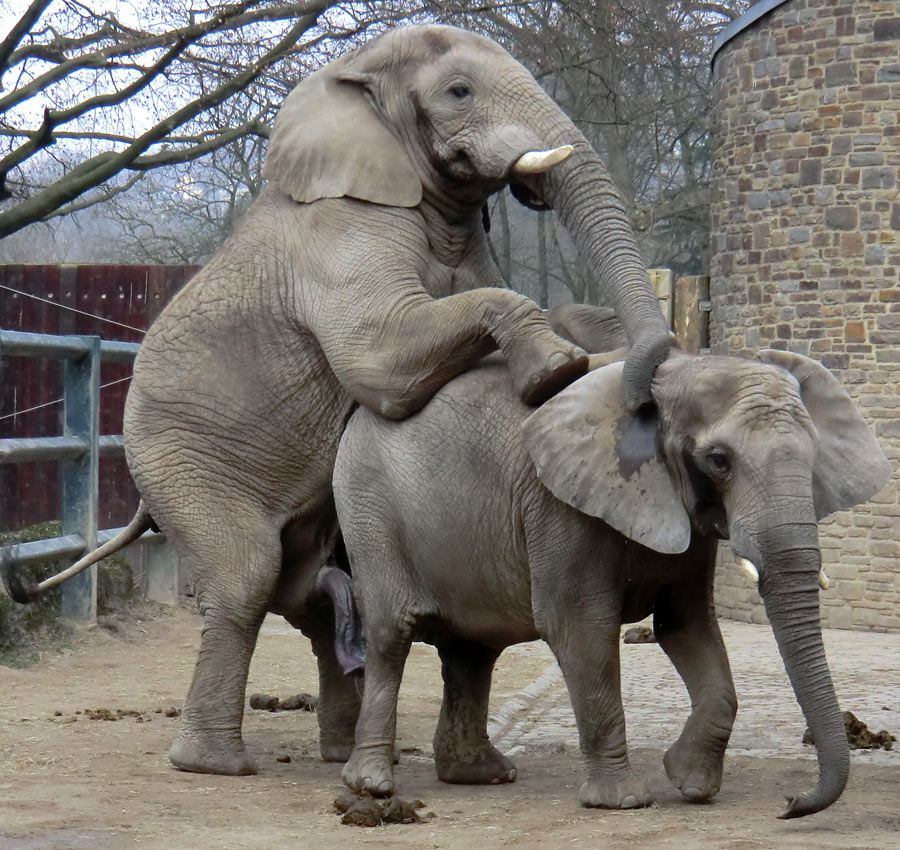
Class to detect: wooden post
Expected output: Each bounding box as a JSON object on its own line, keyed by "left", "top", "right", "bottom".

{"left": 60, "top": 335, "right": 100, "bottom": 622}
{"left": 673, "top": 275, "right": 711, "bottom": 353}
{"left": 649, "top": 269, "right": 674, "bottom": 329}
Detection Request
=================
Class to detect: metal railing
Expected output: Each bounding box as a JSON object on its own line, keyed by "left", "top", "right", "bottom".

{"left": 0, "top": 329, "right": 178, "bottom": 621}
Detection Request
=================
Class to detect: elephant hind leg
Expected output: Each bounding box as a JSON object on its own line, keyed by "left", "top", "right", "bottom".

{"left": 168, "top": 521, "right": 282, "bottom": 777}
{"left": 342, "top": 616, "right": 412, "bottom": 797}
{"left": 433, "top": 640, "right": 516, "bottom": 785}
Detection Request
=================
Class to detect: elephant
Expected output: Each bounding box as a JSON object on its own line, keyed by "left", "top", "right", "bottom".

{"left": 1, "top": 24, "right": 670, "bottom": 777}
{"left": 333, "top": 346, "right": 891, "bottom": 818}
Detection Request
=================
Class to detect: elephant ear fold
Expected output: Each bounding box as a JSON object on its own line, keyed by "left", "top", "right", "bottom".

{"left": 263, "top": 62, "right": 422, "bottom": 208}
{"left": 522, "top": 361, "right": 691, "bottom": 555}
{"left": 757, "top": 349, "right": 893, "bottom": 519}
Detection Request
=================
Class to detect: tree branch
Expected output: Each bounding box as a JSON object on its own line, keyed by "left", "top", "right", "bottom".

{"left": 0, "top": 4, "right": 329, "bottom": 238}
{"left": 0, "top": 0, "right": 54, "bottom": 79}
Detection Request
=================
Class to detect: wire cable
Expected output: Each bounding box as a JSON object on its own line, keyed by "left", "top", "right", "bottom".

{"left": 0, "top": 284, "right": 147, "bottom": 334}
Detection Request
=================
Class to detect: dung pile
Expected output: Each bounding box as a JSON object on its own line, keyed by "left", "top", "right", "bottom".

{"left": 333, "top": 791, "right": 433, "bottom": 827}
{"left": 803, "top": 711, "right": 896, "bottom": 751}
{"left": 248, "top": 692, "right": 318, "bottom": 712}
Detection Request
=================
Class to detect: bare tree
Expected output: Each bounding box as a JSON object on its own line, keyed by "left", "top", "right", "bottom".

{"left": 0, "top": 0, "right": 419, "bottom": 238}
{"left": 443, "top": 0, "right": 747, "bottom": 292}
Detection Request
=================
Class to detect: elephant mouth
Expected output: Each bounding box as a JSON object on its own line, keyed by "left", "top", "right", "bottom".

{"left": 509, "top": 180, "right": 550, "bottom": 210}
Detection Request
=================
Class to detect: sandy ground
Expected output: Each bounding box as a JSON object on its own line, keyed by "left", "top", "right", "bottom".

{"left": 1, "top": 601, "right": 899, "bottom": 850}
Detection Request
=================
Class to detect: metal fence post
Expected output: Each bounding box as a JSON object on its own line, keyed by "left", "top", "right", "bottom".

{"left": 60, "top": 335, "right": 100, "bottom": 622}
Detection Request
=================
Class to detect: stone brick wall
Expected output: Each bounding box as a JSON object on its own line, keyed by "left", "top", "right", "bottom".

{"left": 709, "top": 0, "right": 900, "bottom": 631}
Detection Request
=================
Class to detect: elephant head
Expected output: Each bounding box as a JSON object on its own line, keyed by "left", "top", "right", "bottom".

{"left": 523, "top": 350, "right": 892, "bottom": 818}
{"left": 263, "top": 24, "right": 670, "bottom": 409}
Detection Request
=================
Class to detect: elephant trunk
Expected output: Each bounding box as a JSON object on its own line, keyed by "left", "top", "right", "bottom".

{"left": 754, "top": 517, "right": 848, "bottom": 819}
{"left": 519, "top": 122, "right": 671, "bottom": 410}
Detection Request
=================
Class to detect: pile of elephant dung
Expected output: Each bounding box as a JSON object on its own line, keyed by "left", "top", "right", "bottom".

{"left": 802, "top": 711, "right": 896, "bottom": 751}
{"left": 333, "top": 791, "right": 433, "bottom": 827}
{"left": 76, "top": 707, "right": 151, "bottom": 723}
{"left": 248, "top": 692, "right": 318, "bottom": 712}
{"left": 622, "top": 625, "right": 657, "bottom": 644}
{"left": 52, "top": 706, "right": 180, "bottom": 723}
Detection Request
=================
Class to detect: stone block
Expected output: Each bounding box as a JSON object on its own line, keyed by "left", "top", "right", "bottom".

{"left": 825, "top": 62, "right": 856, "bottom": 86}
{"left": 799, "top": 158, "right": 821, "bottom": 185}
{"left": 849, "top": 152, "right": 884, "bottom": 167}
{"left": 874, "top": 18, "right": 900, "bottom": 41}
{"left": 825, "top": 206, "right": 857, "bottom": 229}
{"left": 844, "top": 321, "right": 866, "bottom": 342}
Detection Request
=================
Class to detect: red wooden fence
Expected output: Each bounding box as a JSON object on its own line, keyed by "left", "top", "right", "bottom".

{"left": 0, "top": 264, "right": 200, "bottom": 532}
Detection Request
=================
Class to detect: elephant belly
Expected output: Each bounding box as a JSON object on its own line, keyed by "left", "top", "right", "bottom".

{"left": 414, "top": 578, "right": 541, "bottom": 651}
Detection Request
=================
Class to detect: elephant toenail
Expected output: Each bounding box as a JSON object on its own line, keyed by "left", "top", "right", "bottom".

{"left": 621, "top": 795, "right": 639, "bottom": 808}
{"left": 547, "top": 352, "right": 570, "bottom": 371}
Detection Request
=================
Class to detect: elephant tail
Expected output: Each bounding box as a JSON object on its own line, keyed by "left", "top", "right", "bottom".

{"left": 1, "top": 503, "right": 157, "bottom": 604}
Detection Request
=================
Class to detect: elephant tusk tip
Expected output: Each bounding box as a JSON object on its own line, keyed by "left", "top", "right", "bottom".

{"left": 818, "top": 569, "right": 831, "bottom": 590}
{"left": 511, "top": 144, "right": 574, "bottom": 175}
{"left": 740, "top": 558, "right": 759, "bottom": 582}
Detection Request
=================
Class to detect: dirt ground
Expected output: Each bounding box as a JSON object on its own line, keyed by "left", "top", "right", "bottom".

{"left": 1, "top": 601, "right": 899, "bottom": 850}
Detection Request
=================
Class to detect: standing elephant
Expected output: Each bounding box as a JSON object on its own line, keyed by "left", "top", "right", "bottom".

{"left": 2, "top": 25, "right": 670, "bottom": 776}
{"left": 334, "top": 348, "right": 890, "bottom": 818}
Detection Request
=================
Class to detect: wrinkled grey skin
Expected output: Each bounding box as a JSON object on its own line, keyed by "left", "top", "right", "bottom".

{"left": 334, "top": 345, "right": 890, "bottom": 818}
{"left": 120, "top": 24, "right": 667, "bottom": 777}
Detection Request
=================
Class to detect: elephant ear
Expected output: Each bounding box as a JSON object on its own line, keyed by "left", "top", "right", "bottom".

{"left": 263, "top": 60, "right": 422, "bottom": 208}
{"left": 757, "top": 349, "right": 893, "bottom": 519}
{"left": 522, "top": 361, "right": 691, "bottom": 554}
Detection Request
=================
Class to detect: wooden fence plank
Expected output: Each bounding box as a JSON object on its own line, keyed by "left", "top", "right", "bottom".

{"left": 0, "top": 264, "right": 198, "bottom": 532}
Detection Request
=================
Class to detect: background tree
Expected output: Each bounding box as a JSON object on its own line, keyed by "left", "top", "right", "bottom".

{"left": 453, "top": 0, "right": 747, "bottom": 304}
{"left": 0, "top": 0, "right": 420, "bottom": 239}
{"left": 0, "top": 0, "right": 748, "bottom": 287}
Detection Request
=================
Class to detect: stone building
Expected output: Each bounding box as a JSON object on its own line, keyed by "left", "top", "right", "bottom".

{"left": 709, "top": 0, "right": 900, "bottom": 630}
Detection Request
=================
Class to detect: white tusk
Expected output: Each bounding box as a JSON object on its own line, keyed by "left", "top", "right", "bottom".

{"left": 819, "top": 569, "right": 831, "bottom": 590}
{"left": 511, "top": 144, "right": 574, "bottom": 175}
{"left": 740, "top": 558, "right": 759, "bottom": 582}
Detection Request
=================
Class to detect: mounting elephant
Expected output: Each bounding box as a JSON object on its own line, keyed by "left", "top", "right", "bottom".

{"left": 1, "top": 25, "right": 670, "bottom": 776}
{"left": 334, "top": 347, "right": 891, "bottom": 818}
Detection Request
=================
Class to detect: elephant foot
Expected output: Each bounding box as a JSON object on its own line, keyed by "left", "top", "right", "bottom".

{"left": 320, "top": 738, "right": 354, "bottom": 763}
{"left": 434, "top": 741, "right": 517, "bottom": 785}
{"left": 169, "top": 732, "right": 257, "bottom": 776}
{"left": 342, "top": 745, "right": 395, "bottom": 797}
{"left": 578, "top": 775, "right": 653, "bottom": 810}
{"left": 506, "top": 332, "right": 588, "bottom": 407}
{"left": 664, "top": 739, "right": 724, "bottom": 802}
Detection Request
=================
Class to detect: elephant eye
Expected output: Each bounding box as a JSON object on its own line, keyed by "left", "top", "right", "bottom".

{"left": 449, "top": 84, "right": 471, "bottom": 99}
{"left": 705, "top": 449, "right": 731, "bottom": 476}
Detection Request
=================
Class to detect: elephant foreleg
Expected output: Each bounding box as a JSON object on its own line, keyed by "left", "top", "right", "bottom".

{"left": 313, "top": 285, "right": 587, "bottom": 419}
{"left": 433, "top": 640, "right": 516, "bottom": 785}
{"left": 653, "top": 555, "right": 737, "bottom": 802}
